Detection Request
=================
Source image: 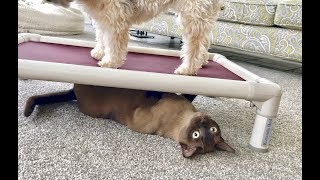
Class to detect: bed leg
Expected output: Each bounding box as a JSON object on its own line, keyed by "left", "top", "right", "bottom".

{"left": 248, "top": 114, "right": 273, "bottom": 153}
{"left": 248, "top": 92, "right": 281, "bottom": 152}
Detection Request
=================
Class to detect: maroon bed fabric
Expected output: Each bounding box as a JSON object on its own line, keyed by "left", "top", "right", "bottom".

{"left": 18, "top": 42, "right": 244, "bottom": 81}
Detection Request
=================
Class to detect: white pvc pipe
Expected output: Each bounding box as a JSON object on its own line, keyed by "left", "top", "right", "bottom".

{"left": 18, "top": 60, "right": 245, "bottom": 98}
{"left": 18, "top": 59, "right": 280, "bottom": 102}
{"left": 212, "top": 54, "right": 262, "bottom": 82}
{"left": 249, "top": 115, "right": 273, "bottom": 152}
{"left": 41, "top": 35, "right": 96, "bottom": 48}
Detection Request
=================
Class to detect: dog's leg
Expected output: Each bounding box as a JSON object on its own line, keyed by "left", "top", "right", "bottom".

{"left": 91, "top": 27, "right": 105, "bottom": 60}
{"left": 98, "top": 26, "right": 129, "bottom": 68}
{"left": 175, "top": 16, "right": 211, "bottom": 75}
{"left": 202, "top": 37, "right": 211, "bottom": 65}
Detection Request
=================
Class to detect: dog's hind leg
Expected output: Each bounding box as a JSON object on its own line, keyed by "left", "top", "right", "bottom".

{"left": 174, "top": 15, "right": 211, "bottom": 75}
{"left": 97, "top": 25, "right": 130, "bottom": 69}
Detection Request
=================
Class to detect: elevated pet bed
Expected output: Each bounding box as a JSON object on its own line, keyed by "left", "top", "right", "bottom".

{"left": 18, "top": 33, "right": 282, "bottom": 152}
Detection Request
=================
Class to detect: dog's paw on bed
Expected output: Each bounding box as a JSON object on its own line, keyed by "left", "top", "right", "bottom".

{"left": 174, "top": 64, "right": 197, "bottom": 76}
{"left": 90, "top": 48, "right": 105, "bottom": 60}
{"left": 98, "top": 59, "right": 123, "bottom": 69}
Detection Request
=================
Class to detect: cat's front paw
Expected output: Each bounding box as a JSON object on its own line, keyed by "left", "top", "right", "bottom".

{"left": 174, "top": 64, "right": 198, "bottom": 75}
{"left": 91, "top": 47, "right": 104, "bottom": 60}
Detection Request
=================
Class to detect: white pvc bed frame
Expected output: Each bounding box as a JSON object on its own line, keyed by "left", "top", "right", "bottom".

{"left": 18, "top": 33, "right": 282, "bottom": 152}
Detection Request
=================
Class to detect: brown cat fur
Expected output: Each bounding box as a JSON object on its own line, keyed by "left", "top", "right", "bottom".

{"left": 24, "top": 84, "right": 235, "bottom": 157}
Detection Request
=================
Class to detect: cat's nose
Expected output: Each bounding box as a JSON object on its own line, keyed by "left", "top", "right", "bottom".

{"left": 201, "top": 144, "right": 215, "bottom": 153}
{"left": 201, "top": 138, "right": 216, "bottom": 153}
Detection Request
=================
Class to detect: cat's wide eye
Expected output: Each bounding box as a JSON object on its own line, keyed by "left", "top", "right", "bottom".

{"left": 210, "top": 127, "right": 217, "bottom": 133}
{"left": 192, "top": 131, "right": 200, "bottom": 139}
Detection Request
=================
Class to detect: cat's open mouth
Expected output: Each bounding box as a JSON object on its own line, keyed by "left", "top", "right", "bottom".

{"left": 180, "top": 143, "right": 203, "bottom": 158}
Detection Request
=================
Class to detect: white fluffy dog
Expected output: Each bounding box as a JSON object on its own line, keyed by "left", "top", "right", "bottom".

{"left": 47, "top": 0, "right": 224, "bottom": 75}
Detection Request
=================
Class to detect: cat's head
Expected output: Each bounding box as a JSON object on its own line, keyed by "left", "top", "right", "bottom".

{"left": 178, "top": 112, "right": 235, "bottom": 158}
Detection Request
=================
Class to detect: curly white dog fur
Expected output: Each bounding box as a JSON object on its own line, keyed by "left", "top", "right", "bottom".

{"left": 47, "top": 0, "right": 224, "bottom": 75}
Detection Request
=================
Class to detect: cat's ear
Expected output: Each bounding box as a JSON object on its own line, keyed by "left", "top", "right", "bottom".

{"left": 216, "top": 141, "right": 235, "bottom": 153}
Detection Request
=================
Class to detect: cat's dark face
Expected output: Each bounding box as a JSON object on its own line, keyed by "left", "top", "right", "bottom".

{"left": 179, "top": 113, "right": 235, "bottom": 158}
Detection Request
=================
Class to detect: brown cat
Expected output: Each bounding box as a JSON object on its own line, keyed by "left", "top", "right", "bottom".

{"left": 24, "top": 84, "right": 235, "bottom": 157}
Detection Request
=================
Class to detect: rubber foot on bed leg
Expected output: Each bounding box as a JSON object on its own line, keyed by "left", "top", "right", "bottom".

{"left": 248, "top": 144, "right": 268, "bottom": 153}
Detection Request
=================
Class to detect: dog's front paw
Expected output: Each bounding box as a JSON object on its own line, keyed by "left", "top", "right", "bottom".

{"left": 202, "top": 53, "right": 209, "bottom": 65}
{"left": 202, "top": 59, "right": 209, "bottom": 66}
{"left": 174, "top": 64, "right": 198, "bottom": 76}
{"left": 91, "top": 47, "right": 105, "bottom": 60}
{"left": 98, "top": 58, "right": 123, "bottom": 69}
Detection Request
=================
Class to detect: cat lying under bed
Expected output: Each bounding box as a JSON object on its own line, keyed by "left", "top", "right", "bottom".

{"left": 24, "top": 84, "right": 235, "bottom": 158}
